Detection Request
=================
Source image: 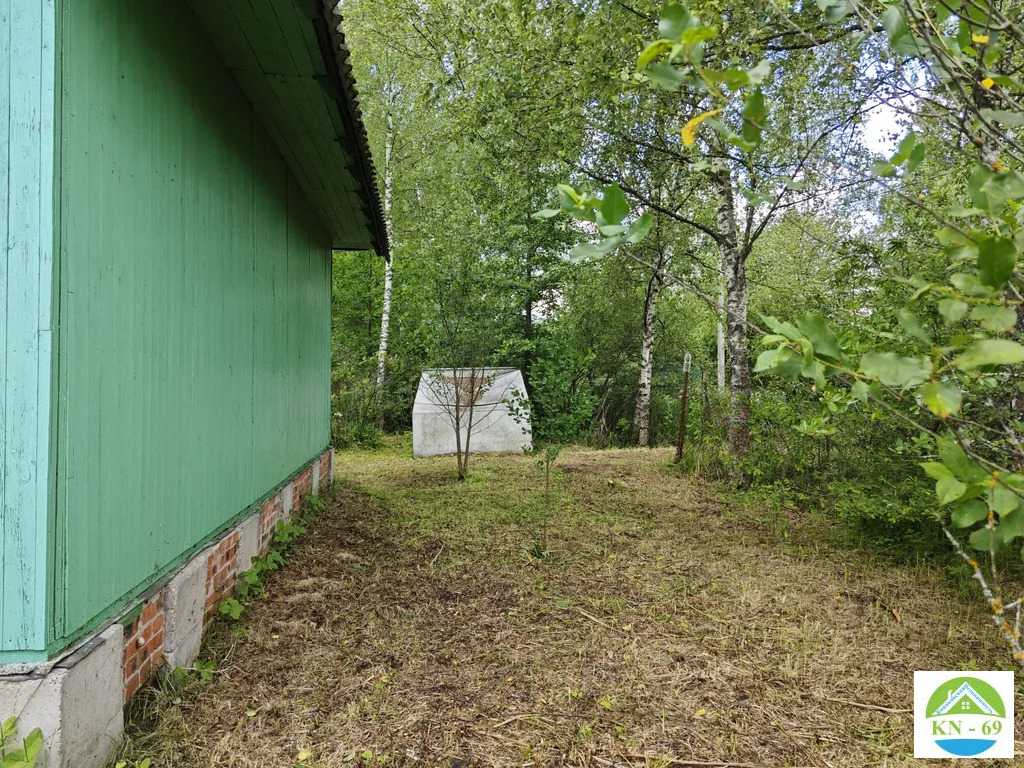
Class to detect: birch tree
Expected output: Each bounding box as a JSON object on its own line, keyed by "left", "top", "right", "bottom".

{"left": 634, "top": 260, "right": 664, "bottom": 446}
{"left": 374, "top": 109, "right": 396, "bottom": 415}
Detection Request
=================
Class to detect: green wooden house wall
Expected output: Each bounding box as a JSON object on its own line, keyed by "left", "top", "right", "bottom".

{"left": 2, "top": 0, "right": 381, "bottom": 661}
{"left": 0, "top": 0, "right": 59, "bottom": 662}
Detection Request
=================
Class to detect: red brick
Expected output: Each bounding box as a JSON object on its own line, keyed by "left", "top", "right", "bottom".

{"left": 141, "top": 600, "right": 159, "bottom": 623}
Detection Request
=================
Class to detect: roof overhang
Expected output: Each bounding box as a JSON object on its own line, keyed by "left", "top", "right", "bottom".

{"left": 186, "top": 0, "right": 389, "bottom": 258}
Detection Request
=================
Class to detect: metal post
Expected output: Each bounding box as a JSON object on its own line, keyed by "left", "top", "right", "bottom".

{"left": 674, "top": 352, "right": 692, "bottom": 465}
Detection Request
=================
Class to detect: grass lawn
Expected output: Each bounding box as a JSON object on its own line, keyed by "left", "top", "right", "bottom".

{"left": 116, "top": 440, "right": 1019, "bottom": 767}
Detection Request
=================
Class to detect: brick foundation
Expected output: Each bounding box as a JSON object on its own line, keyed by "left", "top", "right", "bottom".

{"left": 259, "top": 493, "right": 284, "bottom": 555}
{"left": 113, "top": 448, "right": 333, "bottom": 701}
{"left": 122, "top": 595, "right": 165, "bottom": 701}
{"left": 292, "top": 466, "right": 313, "bottom": 512}
{"left": 203, "top": 530, "right": 240, "bottom": 627}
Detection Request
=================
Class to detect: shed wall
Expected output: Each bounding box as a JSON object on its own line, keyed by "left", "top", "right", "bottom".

{"left": 51, "top": 0, "right": 331, "bottom": 650}
{"left": 0, "top": 0, "right": 58, "bottom": 660}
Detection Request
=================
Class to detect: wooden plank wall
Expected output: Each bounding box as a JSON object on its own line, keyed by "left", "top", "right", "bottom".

{"left": 0, "top": 0, "right": 58, "bottom": 661}
{"left": 52, "top": 0, "right": 332, "bottom": 651}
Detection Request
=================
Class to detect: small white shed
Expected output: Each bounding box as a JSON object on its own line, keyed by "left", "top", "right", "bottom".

{"left": 413, "top": 368, "right": 532, "bottom": 458}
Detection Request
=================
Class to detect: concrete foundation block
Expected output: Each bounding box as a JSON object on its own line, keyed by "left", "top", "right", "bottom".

{"left": 163, "top": 552, "right": 208, "bottom": 670}
{"left": 312, "top": 460, "right": 321, "bottom": 495}
{"left": 282, "top": 483, "right": 294, "bottom": 520}
{"left": 236, "top": 514, "right": 260, "bottom": 574}
{"left": 0, "top": 625, "right": 123, "bottom": 768}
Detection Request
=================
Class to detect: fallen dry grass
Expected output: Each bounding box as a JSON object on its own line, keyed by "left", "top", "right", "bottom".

{"left": 115, "top": 442, "right": 1021, "bottom": 767}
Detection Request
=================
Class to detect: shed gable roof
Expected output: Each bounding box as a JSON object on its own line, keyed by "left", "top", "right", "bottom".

{"left": 186, "top": 0, "right": 388, "bottom": 256}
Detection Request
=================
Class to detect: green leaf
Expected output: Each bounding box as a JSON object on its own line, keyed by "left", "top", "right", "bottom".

{"left": 981, "top": 170, "right": 1024, "bottom": 201}
{"left": 754, "top": 348, "right": 783, "bottom": 372}
{"left": 600, "top": 184, "right": 629, "bottom": 226}
{"left": 816, "top": 0, "right": 853, "bottom": 23}
{"left": 990, "top": 484, "right": 1021, "bottom": 515}
{"left": 979, "top": 108, "right": 1024, "bottom": 126}
{"left": 859, "top": 352, "right": 931, "bottom": 388}
{"left": 952, "top": 339, "right": 1024, "bottom": 369}
{"left": 647, "top": 62, "right": 686, "bottom": 90}
{"left": 952, "top": 500, "right": 989, "bottom": 528}
{"left": 881, "top": 4, "right": 907, "bottom": 39}
{"left": 796, "top": 314, "right": 842, "bottom": 360}
{"left": 918, "top": 381, "right": 962, "bottom": 418}
{"left": 754, "top": 347, "right": 803, "bottom": 377}
{"left": 744, "top": 60, "right": 772, "bottom": 85}
{"left": 850, "top": 380, "right": 870, "bottom": 402}
{"left": 908, "top": 143, "right": 927, "bottom": 172}
{"left": 638, "top": 39, "right": 674, "bottom": 70}
{"left": 945, "top": 204, "right": 984, "bottom": 218}
{"left": 922, "top": 461, "right": 954, "bottom": 481}
{"left": 22, "top": 729, "right": 42, "bottom": 761}
{"left": 937, "top": 436, "right": 984, "bottom": 482}
{"left": 922, "top": 462, "right": 968, "bottom": 504}
{"left": 971, "top": 305, "right": 1017, "bottom": 332}
{"left": 762, "top": 315, "right": 802, "bottom": 341}
{"left": 658, "top": 2, "right": 688, "bottom": 42}
{"left": 892, "top": 131, "right": 917, "bottom": 164}
{"left": 626, "top": 213, "right": 653, "bottom": 243}
{"left": 740, "top": 89, "right": 767, "bottom": 148}
{"left": 532, "top": 208, "right": 561, "bottom": 219}
{"left": 968, "top": 163, "right": 994, "bottom": 211}
{"left": 801, "top": 360, "right": 826, "bottom": 388}
{"left": 871, "top": 160, "right": 897, "bottom": 178}
{"left": 680, "top": 26, "right": 717, "bottom": 45}
{"left": 969, "top": 525, "right": 997, "bottom": 551}
{"left": 976, "top": 236, "right": 1016, "bottom": 288}
{"left": 938, "top": 298, "right": 969, "bottom": 324}
{"left": 897, "top": 309, "right": 932, "bottom": 343}
{"left": 950, "top": 272, "right": 995, "bottom": 298}
{"left": 571, "top": 243, "right": 603, "bottom": 260}
{"left": 999, "top": 509, "right": 1024, "bottom": 544}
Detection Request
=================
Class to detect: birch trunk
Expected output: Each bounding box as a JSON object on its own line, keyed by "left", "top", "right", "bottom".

{"left": 374, "top": 112, "right": 396, "bottom": 412}
{"left": 713, "top": 169, "right": 751, "bottom": 480}
{"left": 634, "top": 271, "right": 663, "bottom": 446}
{"left": 716, "top": 280, "right": 726, "bottom": 391}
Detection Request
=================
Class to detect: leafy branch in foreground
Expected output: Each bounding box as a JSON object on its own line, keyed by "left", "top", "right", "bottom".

{"left": 0, "top": 718, "right": 42, "bottom": 768}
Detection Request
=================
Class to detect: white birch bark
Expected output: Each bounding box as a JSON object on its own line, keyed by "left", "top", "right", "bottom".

{"left": 716, "top": 280, "right": 726, "bottom": 392}
{"left": 634, "top": 271, "right": 662, "bottom": 447}
{"left": 713, "top": 169, "right": 751, "bottom": 478}
{"left": 374, "top": 112, "right": 396, "bottom": 404}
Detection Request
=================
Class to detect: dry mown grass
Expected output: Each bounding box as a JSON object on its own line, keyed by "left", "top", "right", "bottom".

{"left": 115, "top": 441, "right": 1021, "bottom": 767}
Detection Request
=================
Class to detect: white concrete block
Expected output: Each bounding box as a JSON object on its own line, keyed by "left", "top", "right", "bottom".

{"left": 282, "top": 483, "right": 294, "bottom": 520}
{"left": 163, "top": 552, "right": 208, "bottom": 670}
{"left": 57, "top": 625, "right": 123, "bottom": 768}
{"left": 0, "top": 673, "right": 62, "bottom": 762}
{"left": 0, "top": 625, "right": 123, "bottom": 768}
{"left": 236, "top": 514, "right": 260, "bottom": 574}
{"left": 312, "top": 460, "right": 321, "bottom": 495}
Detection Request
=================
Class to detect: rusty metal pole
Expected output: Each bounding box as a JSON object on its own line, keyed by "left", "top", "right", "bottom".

{"left": 674, "top": 352, "right": 692, "bottom": 465}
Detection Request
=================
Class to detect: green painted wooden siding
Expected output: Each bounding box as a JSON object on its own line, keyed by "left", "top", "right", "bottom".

{"left": 0, "top": 0, "right": 58, "bottom": 660}
{"left": 186, "top": 0, "right": 375, "bottom": 250}
{"left": 52, "top": 0, "right": 331, "bottom": 648}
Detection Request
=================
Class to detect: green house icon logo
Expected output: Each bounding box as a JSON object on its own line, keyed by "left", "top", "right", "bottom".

{"left": 925, "top": 676, "right": 1007, "bottom": 757}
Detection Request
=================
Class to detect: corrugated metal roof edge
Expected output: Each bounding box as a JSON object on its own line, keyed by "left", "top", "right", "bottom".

{"left": 312, "top": 1, "right": 391, "bottom": 260}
